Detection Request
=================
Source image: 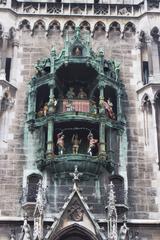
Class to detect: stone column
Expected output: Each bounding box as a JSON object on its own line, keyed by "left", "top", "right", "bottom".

{"left": 99, "top": 84, "right": 105, "bottom": 114}
{"left": 151, "top": 99, "right": 159, "bottom": 164}
{"left": 146, "top": 36, "right": 153, "bottom": 78}
{"left": 28, "top": 85, "right": 36, "bottom": 120}
{"left": 0, "top": 32, "right": 9, "bottom": 80}
{"left": 117, "top": 91, "right": 122, "bottom": 121}
{"left": 46, "top": 120, "right": 54, "bottom": 158}
{"left": 151, "top": 40, "right": 160, "bottom": 81}
{"left": 10, "top": 30, "right": 20, "bottom": 85}
{"left": 99, "top": 122, "right": 106, "bottom": 153}
{"left": 48, "top": 83, "right": 56, "bottom": 113}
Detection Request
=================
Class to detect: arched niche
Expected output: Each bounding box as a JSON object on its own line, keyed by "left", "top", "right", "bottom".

{"left": 104, "top": 86, "right": 117, "bottom": 120}
{"left": 36, "top": 84, "right": 50, "bottom": 117}
{"left": 51, "top": 224, "right": 98, "bottom": 240}
{"left": 53, "top": 121, "right": 99, "bottom": 156}
{"left": 48, "top": 20, "right": 61, "bottom": 36}
{"left": 55, "top": 63, "right": 98, "bottom": 101}
{"left": 19, "top": 19, "right": 31, "bottom": 31}
{"left": 108, "top": 21, "right": 121, "bottom": 39}
{"left": 27, "top": 174, "right": 42, "bottom": 202}
{"left": 124, "top": 22, "right": 136, "bottom": 38}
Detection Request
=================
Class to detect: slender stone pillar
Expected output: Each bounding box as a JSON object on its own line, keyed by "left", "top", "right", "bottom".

{"left": 151, "top": 99, "right": 159, "bottom": 165}
{"left": 117, "top": 91, "right": 122, "bottom": 121}
{"left": 99, "top": 84, "right": 105, "bottom": 114}
{"left": 99, "top": 122, "right": 106, "bottom": 153}
{"left": 46, "top": 120, "right": 54, "bottom": 158}
{"left": 146, "top": 36, "right": 153, "bottom": 77}
{"left": 10, "top": 30, "right": 20, "bottom": 85}
{"left": 0, "top": 32, "right": 9, "bottom": 80}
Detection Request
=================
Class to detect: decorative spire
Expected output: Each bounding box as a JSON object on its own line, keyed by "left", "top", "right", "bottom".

{"left": 69, "top": 165, "right": 83, "bottom": 191}
{"left": 36, "top": 179, "right": 47, "bottom": 213}
{"left": 107, "top": 182, "right": 118, "bottom": 240}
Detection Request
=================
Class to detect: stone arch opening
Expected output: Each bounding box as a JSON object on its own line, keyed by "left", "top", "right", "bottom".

{"left": 51, "top": 224, "right": 98, "bottom": 240}
{"left": 27, "top": 174, "right": 42, "bottom": 202}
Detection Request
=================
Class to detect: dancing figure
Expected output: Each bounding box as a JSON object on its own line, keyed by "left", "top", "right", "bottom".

{"left": 72, "top": 134, "right": 81, "bottom": 154}
{"left": 57, "top": 132, "right": 65, "bottom": 155}
{"left": 87, "top": 133, "right": 98, "bottom": 156}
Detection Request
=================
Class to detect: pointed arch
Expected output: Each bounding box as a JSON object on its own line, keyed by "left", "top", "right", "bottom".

{"left": 79, "top": 21, "right": 91, "bottom": 32}
{"left": 33, "top": 19, "right": 46, "bottom": 34}
{"left": 109, "top": 21, "right": 120, "bottom": 32}
{"left": 50, "top": 224, "right": 98, "bottom": 240}
{"left": 19, "top": 19, "right": 31, "bottom": 30}
{"left": 48, "top": 20, "right": 61, "bottom": 32}
{"left": 27, "top": 173, "right": 42, "bottom": 202}
{"left": 93, "top": 21, "right": 105, "bottom": 33}
{"left": 150, "top": 26, "right": 159, "bottom": 41}
{"left": 63, "top": 20, "right": 75, "bottom": 32}
{"left": 124, "top": 22, "right": 136, "bottom": 34}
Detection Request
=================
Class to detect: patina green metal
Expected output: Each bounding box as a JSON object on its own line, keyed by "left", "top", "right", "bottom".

{"left": 27, "top": 27, "right": 126, "bottom": 176}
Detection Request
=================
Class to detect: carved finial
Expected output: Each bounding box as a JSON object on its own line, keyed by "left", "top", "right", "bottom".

{"left": 107, "top": 182, "right": 118, "bottom": 240}
{"left": 36, "top": 179, "right": 47, "bottom": 213}
{"left": 69, "top": 165, "right": 83, "bottom": 191}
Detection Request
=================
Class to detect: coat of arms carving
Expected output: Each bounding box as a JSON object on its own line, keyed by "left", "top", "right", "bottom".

{"left": 68, "top": 200, "right": 84, "bottom": 222}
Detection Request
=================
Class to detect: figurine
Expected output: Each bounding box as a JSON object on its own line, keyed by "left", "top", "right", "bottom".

{"left": 66, "top": 99, "right": 75, "bottom": 111}
{"left": 100, "top": 99, "right": 115, "bottom": 119}
{"left": 66, "top": 87, "right": 75, "bottom": 99}
{"left": 43, "top": 102, "right": 48, "bottom": 116}
{"left": 72, "top": 134, "right": 81, "bottom": 154}
{"left": 57, "top": 132, "right": 65, "bottom": 155}
{"left": 78, "top": 88, "right": 87, "bottom": 99}
{"left": 119, "top": 222, "right": 129, "bottom": 240}
{"left": 49, "top": 95, "right": 57, "bottom": 113}
{"left": 37, "top": 107, "right": 44, "bottom": 118}
{"left": 87, "top": 133, "right": 98, "bottom": 156}
{"left": 90, "top": 100, "right": 97, "bottom": 115}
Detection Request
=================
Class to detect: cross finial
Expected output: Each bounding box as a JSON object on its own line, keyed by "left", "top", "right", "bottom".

{"left": 69, "top": 165, "right": 83, "bottom": 191}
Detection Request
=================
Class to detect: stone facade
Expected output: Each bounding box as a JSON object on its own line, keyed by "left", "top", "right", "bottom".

{"left": 0, "top": 0, "right": 160, "bottom": 239}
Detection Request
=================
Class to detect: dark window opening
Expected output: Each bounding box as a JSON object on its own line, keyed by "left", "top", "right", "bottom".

{"left": 27, "top": 174, "right": 42, "bottom": 202}
{"left": 142, "top": 61, "right": 149, "bottom": 85}
{"left": 5, "top": 58, "right": 11, "bottom": 82}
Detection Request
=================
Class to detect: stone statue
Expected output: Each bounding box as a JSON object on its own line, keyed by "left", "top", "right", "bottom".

{"left": 78, "top": 88, "right": 87, "bottom": 99}
{"left": 72, "top": 134, "right": 81, "bottom": 154}
{"left": 37, "top": 107, "right": 44, "bottom": 118}
{"left": 87, "top": 133, "right": 98, "bottom": 156}
{"left": 119, "top": 221, "right": 129, "bottom": 240}
{"left": 66, "top": 87, "right": 75, "bottom": 99}
{"left": 57, "top": 132, "right": 65, "bottom": 155}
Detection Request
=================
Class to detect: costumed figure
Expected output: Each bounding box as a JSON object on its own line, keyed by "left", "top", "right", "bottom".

{"left": 87, "top": 133, "right": 98, "bottom": 156}
{"left": 43, "top": 102, "right": 48, "bottom": 116}
{"left": 66, "top": 87, "right": 75, "bottom": 99}
{"left": 37, "top": 107, "right": 44, "bottom": 118}
{"left": 90, "top": 100, "right": 97, "bottom": 115}
{"left": 72, "top": 134, "right": 81, "bottom": 154}
{"left": 78, "top": 88, "right": 87, "bottom": 99}
{"left": 101, "top": 99, "right": 115, "bottom": 119}
{"left": 66, "top": 99, "right": 75, "bottom": 111}
{"left": 49, "top": 95, "right": 57, "bottom": 113}
{"left": 57, "top": 132, "right": 65, "bottom": 155}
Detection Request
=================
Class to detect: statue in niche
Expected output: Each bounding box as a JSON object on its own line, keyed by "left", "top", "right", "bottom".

{"left": 66, "top": 99, "right": 75, "bottom": 111}
{"left": 37, "top": 107, "right": 44, "bottom": 118}
{"left": 90, "top": 100, "right": 97, "bottom": 115}
{"left": 72, "top": 134, "right": 81, "bottom": 154}
{"left": 100, "top": 99, "right": 115, "bottom": 120}
{"left": 78, "top": 88, "right": 87, "bottom": 99}
{"left": 1, "top": 91, "right": 10, "bottom": 111}
{"left": 66, "top": 87, "right": 75, "bottom": 99}
{"left": 57, "top": 132, "right": 65, "bottom": 155}
{"left": 87, "top": 133, "right": 98, "bottom": 156}
{"left": 43, "top": 102, "right": 48, "bottom": 116}
{"left": 49, "top": 95, "right": 57, "bottom": 113}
